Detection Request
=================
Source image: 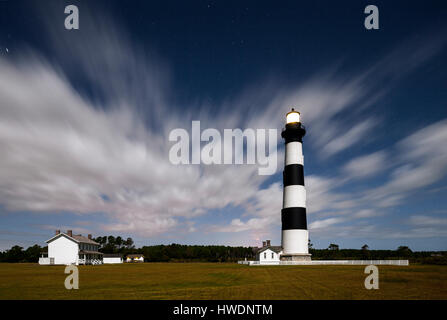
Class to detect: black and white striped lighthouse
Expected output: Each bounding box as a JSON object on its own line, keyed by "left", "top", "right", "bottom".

{"left": 280, "top": 108, "right": 311, "bottom": 261}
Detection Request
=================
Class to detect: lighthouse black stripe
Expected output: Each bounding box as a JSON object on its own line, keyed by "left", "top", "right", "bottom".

{"left": 281, "top": 207, "right": 307, "bottom": 230}
{"left": 284, "top": 136, "right": 303, "bottom": 143}
{"left": 281, "top": 123, "right": 306, "bottom": 143}
{"left": 283, "top": 164, "right": 304, "bottom": 186}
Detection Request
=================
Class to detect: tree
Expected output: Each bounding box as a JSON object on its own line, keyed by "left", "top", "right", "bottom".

{"left": 361, "top": 244, "right": 370, "bottom": 259}
{"left": 125, "top": 237, "right": 134, "bottom": 249}
{"left": 5, "top": 245, "right": 25, "bottom": 262}
{"left": 107, "top": 236, "right": 115, "bottom": 247}
{"left": 328, "top": 243, "right": 339, "bottom": 251}
{"left": 115, "top": 236, "right": 123, "bottom": 249}
{"left": 25, "top": 244, "right": 42, "bottom": 262}
{"left": 308, "top": 239, "right": 314, "bottom": 250}
{"left": 93, "top": 236, "right": 105, "bottom": 247}
{"left": 397, "top": 246, "right": 412, "bottom": 257}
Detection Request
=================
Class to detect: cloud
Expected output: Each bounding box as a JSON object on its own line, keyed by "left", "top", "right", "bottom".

{"left": 342, "top": 151, "right": 387, "bottom": 180}
{"left": 304, "top": 118, "right": 447, "bottom": 240}
{"left": 306, "top": 175, "right": 345, "bottom": 214}
{"left": 0, "top": 51, "right": 267, "bottom": 236}
{"left": 364, "top": 119, "right": 447, "bottom": 206}
{"left": 408, "top": 215, "right": 447, "bottom": 227}
{"left": 383, "top": 227, "right": 447, "bottom": 239}
{"left": 212, "top": 182, "right": 282, "bottom": 233}
{"left": 321, "top": 118, "right": 378, "bottom": 157}
{"left": 309, "top": 217, "right": 344, "bottom": 230}
{"left": 308, "top": 222, "right": 447, "bottom": 241}
{"left": 214, "top": 217, "right": 272, "bottom": 233}
{"left": 352, "top": 209, "right": 379, "bottom": 218}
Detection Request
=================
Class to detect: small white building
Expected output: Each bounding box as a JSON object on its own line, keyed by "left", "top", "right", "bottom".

{"left": 103, "top": 254, "right": 123, "bottom": 264}
{"left": 255, "top": 240, "right": 283, "bottom": 264}
{"left": 39, "top": 230, "right": 103, "bottom": 265}
{"left": 126, "top": 254, "right": 144, "bottom": 263}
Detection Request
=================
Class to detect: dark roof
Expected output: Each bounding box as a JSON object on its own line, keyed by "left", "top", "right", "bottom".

{"left": 72, "top": 234, "right": 100, "bottom": 245}
{"left": 256, "top": 246, "right": 283, "bottom": 254}
{"left": 46, "top": 233, "right": 100, "bottom": 245}
{"left": 103, "top": 254, "right": 123, "bottom": 258}
{"left": 126, "top": 254, "right": 144, "bottom": 258}
{"left": 79, "top": 250, "right": 103, "bottom": 255}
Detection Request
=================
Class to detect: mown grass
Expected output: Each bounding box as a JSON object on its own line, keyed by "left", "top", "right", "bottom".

{"left": 0, "top": 263, "right": 445, "bottom": 299}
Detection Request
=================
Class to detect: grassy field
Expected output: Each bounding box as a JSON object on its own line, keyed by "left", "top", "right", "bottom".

{"left": 0, "top": 263, "right": 445, "bottom": 299}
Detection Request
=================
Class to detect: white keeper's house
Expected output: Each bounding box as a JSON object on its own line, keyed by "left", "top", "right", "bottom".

{"left": 39, "top": 230, "right": 103, "bottom": 265}
{"left": 255, "top": 240, "right": 283, "bottom": 264}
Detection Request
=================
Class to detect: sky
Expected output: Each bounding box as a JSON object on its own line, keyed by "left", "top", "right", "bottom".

{"left": 0, "top": 0, "right": 446, "bottom": 251}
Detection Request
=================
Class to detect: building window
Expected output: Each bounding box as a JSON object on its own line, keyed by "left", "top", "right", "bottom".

{"left": 264, "top": 252, "right": 266, "bottom": 259}
{"left": 272, "top": 252, "right": 274, "bottom": 259}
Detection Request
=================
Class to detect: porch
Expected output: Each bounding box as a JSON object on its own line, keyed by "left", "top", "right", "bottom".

{"left": 78, "top": 250, "right": 103, "bottom": 265}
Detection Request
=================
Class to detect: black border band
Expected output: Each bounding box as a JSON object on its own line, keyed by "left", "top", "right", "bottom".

{"left": 283, "top": 164, "right": 304, "bottom": 186}
{"left": 281, "top": 123, "right": 306, "bottom": 143}
{"left": 281, "top": 207, "right": 307, "bottom": 230}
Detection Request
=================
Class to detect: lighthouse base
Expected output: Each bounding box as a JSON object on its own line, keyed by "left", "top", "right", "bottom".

{"left": 280, "top": 254, "right": 312, "bottom": 262}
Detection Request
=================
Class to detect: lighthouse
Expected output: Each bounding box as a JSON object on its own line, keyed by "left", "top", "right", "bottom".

{"left": 280, "top": 108, "right": 311, "bottom": 261}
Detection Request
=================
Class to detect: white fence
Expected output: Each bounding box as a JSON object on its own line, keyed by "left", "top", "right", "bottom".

{"left": 38, "top": 257, "right": 53, "bottom": 265}
{"left": 238, "top": 260, "right": 409, "bottom": 266}
{"left": 39, "top": 258, "right": 103, "bottom": 265}
{"left": 78, "top": 258, "right": 103, "bottom": 265}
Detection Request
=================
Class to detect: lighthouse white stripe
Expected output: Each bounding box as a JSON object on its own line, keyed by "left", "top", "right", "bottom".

{"left": 285, "top": 141, "right": 304, "bottom": 165}
{"left": 281, "top": 229, "right": 309, "bottom": 254}
{"left": 283, "top": 185, "right": 306, "bottom": 208}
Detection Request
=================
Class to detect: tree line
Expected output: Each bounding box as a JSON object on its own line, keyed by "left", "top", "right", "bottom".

{"left": 93, "top": 236, "right": 255, "bottom": 262}
{"left": 309, "top": 242, "right": 446, "bottom": 264}
{"left": 0, "top": 237, "right": 445, "bottom": 264}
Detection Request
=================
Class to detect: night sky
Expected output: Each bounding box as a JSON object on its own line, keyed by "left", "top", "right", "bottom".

{"left": 0, "top": 0, "right": 446, "bottom": 251}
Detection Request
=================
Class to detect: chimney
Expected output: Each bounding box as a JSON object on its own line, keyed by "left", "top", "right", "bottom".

{"left": 266, "top": 240, "right": 271, "bottom": 247}
{"left": 88, "top": 234, "right": 92, "bottom": 240}
{"left": 55, "top": 230, "right": 60, "bottom": 235}
{"left": 67, "top": 230, "right": 72, "bottom": 237}
{"left": 262, "top": 241, "right": 266, "bottom": 247}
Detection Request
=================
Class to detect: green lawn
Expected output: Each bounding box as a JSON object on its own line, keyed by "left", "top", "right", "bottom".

{"left": 0, "top": 263, "right": 445, "bottom": 299}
